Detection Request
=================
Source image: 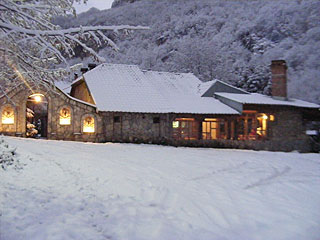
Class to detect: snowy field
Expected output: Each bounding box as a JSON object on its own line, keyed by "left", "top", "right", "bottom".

{"left": 1, "top": 136, "right": 320, "bottom": 240}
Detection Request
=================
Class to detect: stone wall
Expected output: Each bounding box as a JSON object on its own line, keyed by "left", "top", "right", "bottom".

{"left": 0, "top": 84, "right": 312, "bottom": 151}
{"left": 244, "top": 104, "right": 308, "bottom": 141}
{"left": 101, "top": 112, "right": 170, "bottom": 144}
{"left": 0, "top": 103, "right": 18, "bottom": 135}
{"left": 100, "top": 110, "right": 311, "bottom": 152}
{"left": 0, "top": 83, "right": 103, "bottom": 142}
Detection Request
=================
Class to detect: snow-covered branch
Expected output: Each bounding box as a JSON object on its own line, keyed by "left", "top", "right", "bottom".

{"left": 0, "top": 0, "right": 149, "bottom": 88}
{"left": 0, "top": 23, "right": 149, "bottom": 36}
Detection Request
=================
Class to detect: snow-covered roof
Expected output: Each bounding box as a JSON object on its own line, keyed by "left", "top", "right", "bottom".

{"left": 55, "top": 81, "right": 72, "bottom": 94}
{"left": 197, "top": 80, "right": 217, "bottom": 96}
{"left": 215, "top": 92, "right": 320, "bottom": 109}
{"left": 77, "top": 63, "right": 239, "bottom": 114}
{"left": 143, "top": 71, "right": 239, "bottom": 114}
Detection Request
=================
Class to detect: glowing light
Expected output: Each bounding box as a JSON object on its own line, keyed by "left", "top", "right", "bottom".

{"left": 29, "top": 93, "right": 44, "bottom": 103}
{"left": 60, "top": 118, "right": 71, "bottom": 125}
{"left": 7, "top": 59, "right": 34, "bottom": 93}
{"left": 172, "top": 121, "right": 179, "bottom": 128}
{"left": 1, "top": 107, "right": 14, "bottom": 124}
{"left": 204, "top": 118, "right": 217, "bottom": 121}
{"left": 83, "top": 116, "right": 95, "bottom": 133}
{"left": 2, "top": 107, "right": 14, "bottom": 125}
{"left": 270, "top": 115, "right": 275, "bottom": 121}
{"left": 2, "top": 116, "right": 14, "bottom": 124}
{"left": 59, "top": 108, "right": 71, "bottom": 125}
{"left": 34, "top": 95, "right": 42, "bottom": 102}
{"left": 257, "top": 113, "right": 268, "bottom": 137}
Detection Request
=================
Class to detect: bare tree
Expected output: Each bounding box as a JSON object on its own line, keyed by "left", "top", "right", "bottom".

{"left": 0, "top": 0, "right": 148, "bottom": 95}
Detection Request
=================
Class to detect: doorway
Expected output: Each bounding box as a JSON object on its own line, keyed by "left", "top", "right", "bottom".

{"left": 26, "top": 93, "right": 48, "bottom": 138}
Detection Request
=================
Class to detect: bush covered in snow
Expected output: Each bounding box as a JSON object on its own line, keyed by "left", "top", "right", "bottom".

{"left": 0, "top": 137, "right": 23, "bottom": 170}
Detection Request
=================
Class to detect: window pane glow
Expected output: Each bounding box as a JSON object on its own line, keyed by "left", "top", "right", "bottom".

{"left": 257, "top": 114, "right": 268, "bottom": 137}
{"left": 59, "top": 108, "right": 71, "bottom": 125}
{"left": 2, "top": 107, "right": 14, "bottom": 124}
{"left": 172, "top": 121, "right": 179, "bottom": 128}
{"left": 83, "top": 116, "right": 95, "bottom": 133}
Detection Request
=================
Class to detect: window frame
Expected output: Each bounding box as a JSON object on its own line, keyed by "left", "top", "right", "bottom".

{"left": 1, "top": 105, "right": 15, "bottom": 125}
{"left": 58, "top": 106, "right": 72, "bottom": 126}
{"left": 153, "top": 117, "right": 160, "bottom": 124}
{"left": 82, "top": 114, "right": 96, "bottom": 134}
{"left": 202, "top": 118, "right": 227, "bottom": 140}
{"left": 114, "top": 116, "right": 121, "bottom": 123}
{"left": 172, "top": 118, "right": 199, "bottom": 140}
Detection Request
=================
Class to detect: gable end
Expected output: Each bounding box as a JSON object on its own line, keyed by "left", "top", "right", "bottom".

{"left": 202, "top": 80, "right": 248, "bottom": 97}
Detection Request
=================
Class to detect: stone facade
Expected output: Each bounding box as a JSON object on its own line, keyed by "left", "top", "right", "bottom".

{"left": 0, "top": 83, "right": 102, "bottom": 142}
{"left": 0, "top": 83, "right": 313, "bottom": 152}
{"left": 101, "top": 112, "right": 170, "bottom": 144}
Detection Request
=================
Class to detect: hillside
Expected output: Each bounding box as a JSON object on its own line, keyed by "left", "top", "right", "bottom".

{"left": 54, "top": 0, "right": 320, "bottom": 103}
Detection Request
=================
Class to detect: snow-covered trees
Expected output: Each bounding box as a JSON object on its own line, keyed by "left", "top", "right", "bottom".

{"left": 57, "top": 0, "right": 320, "bottom": 103}
{"left": 0, "top": 0, "right": 148, "bottom": 93}
{"left": 26, "top": 108, "right": 38, "bottom": 137}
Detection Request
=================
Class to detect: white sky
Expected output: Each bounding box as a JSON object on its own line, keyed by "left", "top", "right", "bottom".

{"left": 74, "top": 0, "right": 114, "bottom": 13}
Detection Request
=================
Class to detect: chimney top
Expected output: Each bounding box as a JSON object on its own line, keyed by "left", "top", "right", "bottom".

{"left": 271, "top": 60, "right": 287, "bottom": 67}
{"left": 271, "top": 60, "right": 287, "bottom": 100}
{"left": 80, "top": 68, "right": 88, "bottom": 74}
{"left": 88, "top": 63, "right": 97, "bottom": 70}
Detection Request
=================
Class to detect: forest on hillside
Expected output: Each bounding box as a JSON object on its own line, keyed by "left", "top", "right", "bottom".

{"left": 54, "top": 0, "right": 320, "bottom": 103}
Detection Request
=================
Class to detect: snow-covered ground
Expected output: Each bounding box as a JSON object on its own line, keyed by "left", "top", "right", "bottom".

{"left": 1, "top": 136, "right": 320, "bottom": 240}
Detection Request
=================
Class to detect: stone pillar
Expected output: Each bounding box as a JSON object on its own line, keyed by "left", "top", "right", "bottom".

{"left": 271, "top": 60, "right": 287, "bottom": 99}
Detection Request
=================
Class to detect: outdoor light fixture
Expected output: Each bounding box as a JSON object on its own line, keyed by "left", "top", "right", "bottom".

{"left": 29, "top": 93, "right": 44, "bottom": 103}
{"left": 34, "top": 95, "right": 42, "bottom": 103}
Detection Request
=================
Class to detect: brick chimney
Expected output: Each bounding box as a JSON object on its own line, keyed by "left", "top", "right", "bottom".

{"left": 271, "top": 60, "right": 287, "bottom": 99}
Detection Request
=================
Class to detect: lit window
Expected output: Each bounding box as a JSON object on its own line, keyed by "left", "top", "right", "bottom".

{"left": 172, "top": 121, "right": 179, "bottom": 128}
{"left": 257, "top": 114, "right": 268, "bottom": 137}
{"left": 59, "top": 107, "right": 71, "bottom": 125}
{"left": 2, "top": 106, "right": 14, "bottom": 124}
{"left": 172, "top": 118, "right": 199, "bottom": 140}
{"left": 202, "top": 118, "right": 227, "bottom": 140}
{"left": 269, "top": 115, "right": 275, "bottom": 121}
{"left": 83, "top": 116, "right": 95, "bottom": 133}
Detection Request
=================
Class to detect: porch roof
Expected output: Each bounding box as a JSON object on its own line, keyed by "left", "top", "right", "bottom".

{"left": 215, "top": 92, "right": 320, "bottom": 109}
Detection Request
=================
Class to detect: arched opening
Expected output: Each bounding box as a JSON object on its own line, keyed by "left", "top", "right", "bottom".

{"left": 26, "top": 93, "right": 48, "bottom": 138}
{"left": 2, "top": 105, "right": 15, "bottom": 125}
{"left": 59, "top": 107, "right": 71, "bottom": 125}
{"left": 83, "top": 115, "right": 95, "bottom": 133}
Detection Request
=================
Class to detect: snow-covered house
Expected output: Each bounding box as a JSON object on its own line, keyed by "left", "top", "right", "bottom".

{"left": 0, "top": 60, "right": 319, "bottom": 151}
